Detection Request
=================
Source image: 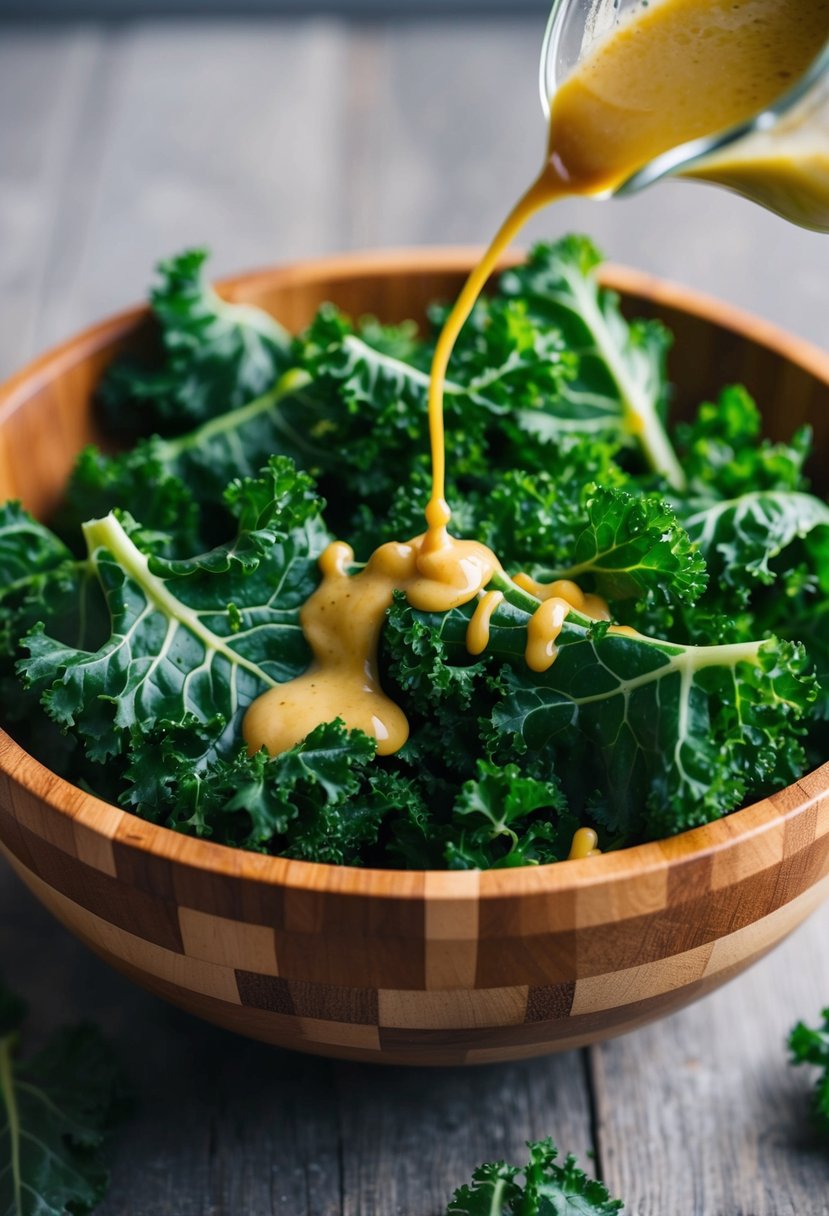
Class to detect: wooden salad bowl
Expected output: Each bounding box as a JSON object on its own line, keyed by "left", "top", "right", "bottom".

{"left": 0, "top": 250, "right": 828, "bottom": 1066}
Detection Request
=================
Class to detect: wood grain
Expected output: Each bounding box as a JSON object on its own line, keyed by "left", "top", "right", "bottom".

{"left": 0, "top": 863, "right": 594, "bottom": 1216}
{"left": 594, "top": 908, "right": 829, "bottom": 1216}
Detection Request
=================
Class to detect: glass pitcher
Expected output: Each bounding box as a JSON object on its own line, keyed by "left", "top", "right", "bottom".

{"left": 540, "top": 0, "right": 829, "bottom": 232}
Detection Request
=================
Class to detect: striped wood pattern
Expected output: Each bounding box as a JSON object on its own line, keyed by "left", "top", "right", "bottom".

{"left": 0, "top": 249, "right": 828, "bottom": 1066}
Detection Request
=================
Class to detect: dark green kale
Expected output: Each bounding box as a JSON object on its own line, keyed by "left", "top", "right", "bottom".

{"left": 446, "top": 1138, "right": 623, "bottom": 1214}
{"left": 789, "top": 1009, "right": 829, "bottom": 1140}
{"left": 99, "top": 248, "right": 292, "bottom": 435}
{"left": 383, "top": 594, "right": 814, "bottom": 843}
{"left": 19, "top": 458, "right": 325, "bottom": 769}
{"left": 498, "top": 236, "right": 680, "bottom": 489}
{"left": 0, "top": 981, "right": 127, "bottom": 1216}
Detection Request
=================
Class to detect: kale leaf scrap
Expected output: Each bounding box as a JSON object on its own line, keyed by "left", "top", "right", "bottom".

{"left": 0, "top": 239, "right": 825, "bottom": 868}
{"left": 446, "top": 1138, "right": 623, "bottom": 1215}
{"left": 789, "top": 1009, "right": 829, "bottom": 1140}
{"left": 0, "top": 981, "right": 127, "bottom": 1216}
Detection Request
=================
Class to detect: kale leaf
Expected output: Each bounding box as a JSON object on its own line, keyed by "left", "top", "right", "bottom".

{"left": 19, "top": 458, "right": 326, "bottom": 766}
{"left": 533, "top": 486, "right": 707, "bottom": 604}
{"left": 499, "top": 237, "right": 683, "bottom": 489}
{"left": 99, "top": 248, "right": 292, "bottom": 435}
{"left": 789, "top": 1008, "right": 829, "bottom": 1139}
{"left": 446, "top": 1138, "right": 623, "bottom": 1214}
{"left": 681, "top": 490, "right": 829, "bottom": 602}
{"left": 393, "top": 589, "right": 815, "bottom": 841}
{"left": 447, "top": 761, "right": 576, "bottom": 869}
{"left": 0, "top": 981, "right": 127, "bottom": 1216}
{"left": 676, "top": 385, "right": 812, "bottom": 498}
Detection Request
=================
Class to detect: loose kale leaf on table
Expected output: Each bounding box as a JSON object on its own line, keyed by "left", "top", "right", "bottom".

{"left": 789, "top": 1008, "right": 829, "bottom": 1139}
{"left": 446, "top": 1138, "right": 624, "bottom": 1215}
{"left": 0, "top": 981, "right": 126, "bottom": 1216}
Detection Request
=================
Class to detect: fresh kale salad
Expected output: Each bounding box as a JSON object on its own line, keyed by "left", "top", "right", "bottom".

{"left": 0, "top": 238, "right": 826, "bottom": 869}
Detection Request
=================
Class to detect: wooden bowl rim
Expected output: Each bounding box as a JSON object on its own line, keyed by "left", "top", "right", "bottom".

{"left": 1, "top": 245, "right": 828, "bottom": 900}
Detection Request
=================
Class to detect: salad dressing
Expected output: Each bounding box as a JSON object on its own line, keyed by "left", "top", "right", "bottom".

{"left": 244, "top": 0, "right": 828, "bottom": 767}
{"left": 467, "top": 590, "right": 505, "bottom": 657}
{"left": 243, "top": 532, "right": 504, "bottom": 757}
{"left": 568, "top": 827, "right": 601, "bottom": 860}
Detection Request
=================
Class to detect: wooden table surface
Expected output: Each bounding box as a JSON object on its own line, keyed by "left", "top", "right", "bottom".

{"left": 1, "top": 16, "right": 828, "bottom": 1216}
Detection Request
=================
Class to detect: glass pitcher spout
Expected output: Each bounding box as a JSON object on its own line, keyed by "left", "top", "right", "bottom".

{"left": 540, "top": 0, "right": 829, "bottom": 233}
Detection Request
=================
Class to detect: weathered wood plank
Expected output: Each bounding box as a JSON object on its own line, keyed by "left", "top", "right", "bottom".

{"left": 336, "top": 1049, "right": 594, "bottom": 1216}
{"left": 33, "top": 18, "right": 353, "bottom": 355}
{"left": 0, "top": 866, "right": 344, "bottom": 1216}
{"left": 592, "top": 906, "right": 829, "bottom": 1216}
{"left": 0, "top": 26, "right": 110, "bottom": 378}
{"left": 0, "top": 864, "right": 594, "bottom": 1215}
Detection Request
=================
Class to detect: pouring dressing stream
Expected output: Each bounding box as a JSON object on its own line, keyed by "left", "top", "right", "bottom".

{"left": 244, "top": 0, "right": 829, "bottom": 764}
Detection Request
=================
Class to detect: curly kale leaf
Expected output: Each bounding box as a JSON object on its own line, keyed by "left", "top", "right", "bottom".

{"left": 0, "top": 980, "right": 127, "bottom": 1216}
{"left": 495, "top": 628, "right": 814, "bottom": 840}
{"left": 0, "top": 504, "right": 108, "bottom": 780}
{"left": 415, "top": 587, "right": 816, "bottom": 841}
{"left": 766, "top": 598, "right": 829, "bottom": 722}
{"left": 99, "top": 248, "right": 292, "bottom": 434}
{"left": 150, "top": 455, "right": 321, "bottom": 576}
{"left": 534, "top": 486, "right": 707, "bottom": 604}
{"left": 58, "top": 442, "right": 202, "bottom": 554}
{"left": 123, "top": 718, "right": 423, "bottom": 863}
{"left": 301, "top": 296, "right": 574, "bottom": 517}
{"left": 499, "top": 237, "right": 681, "bottom": 489}
{"left": 428, "top": 294, "right": 575, "bottom": 414}
{"left": 0, "top": 504, "right": 90, "bottom": 658}
{"left": 447, "top": 760, "right": 576, "bottom": 870}
{"left": 18, "top": 458, "right": 325, "bottom": 765}
{"left": 65, "top": 370, "right": 335, "bottom": 547}
{"left": 681, "top": 490, "right": 829, "bottom": 602}
{"left": 447, "top": 1139, "right": 623, "bottom": 1215}
{"left": 676, "top": 385, "right": 812, "bottom": 498}
{"left": 789, "top": 1009, "right": 829, "bottom": 1139}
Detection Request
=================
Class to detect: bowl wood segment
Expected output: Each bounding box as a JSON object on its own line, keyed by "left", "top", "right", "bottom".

{"left": 0, "top": 250, "right": 828, "bottom": 1066}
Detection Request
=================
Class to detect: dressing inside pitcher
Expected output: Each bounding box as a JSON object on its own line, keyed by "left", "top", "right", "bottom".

{"left": 541, "top": 0, "right": 829, "bottom": 231}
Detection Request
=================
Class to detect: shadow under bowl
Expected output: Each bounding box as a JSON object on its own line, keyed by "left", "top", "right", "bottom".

{"left": 0, "top": 249, "right": 828, "bottom": 1066}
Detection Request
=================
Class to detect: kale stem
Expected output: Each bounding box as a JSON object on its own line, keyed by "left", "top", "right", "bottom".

{"left": 488, "top": 570, "right": 541, "bottom": 616}
{"left": 0, "top": 1033, "right": 22, "bottom": 1216}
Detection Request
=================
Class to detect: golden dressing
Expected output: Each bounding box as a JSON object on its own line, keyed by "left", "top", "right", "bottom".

{"left": 467, "top": 590, "right": 505, "bottom": 657}
{"left": 546, "top": 0, "right": 829, "bottom": 199}
{"left": 568, "top": 827, "right": 602, "bottom": 861}
{"left": 243, "top": 533, "right": 504, "bottom": 757}
{"left": 687, "top": 128, "right": 829, "bottom": 231}
{"left": 245, "top": 0, "right": 828, "bottom": 765}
